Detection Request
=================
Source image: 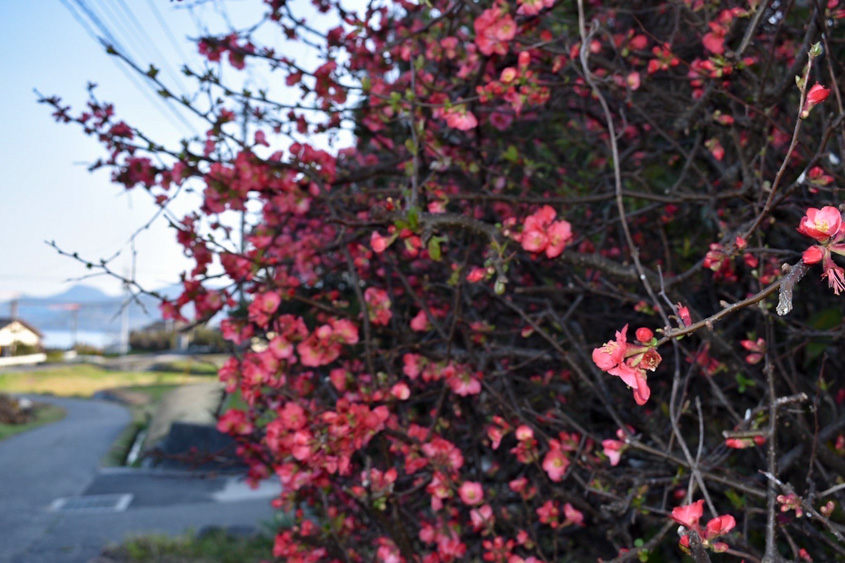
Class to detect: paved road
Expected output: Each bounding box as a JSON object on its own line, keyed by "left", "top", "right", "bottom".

{"left": 0, "top": 396, "right": 279, "bottom": 563}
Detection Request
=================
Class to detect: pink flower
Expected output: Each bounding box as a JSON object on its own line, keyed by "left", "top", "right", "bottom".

{"left": 635, "top": 327, "right": 654, "bottom": 343}
{"left": 562, "top": 503, "right": 584, "bottom": 527}
{"left": 677, "top": 303, "right": 692, "bottom": 327}
{"left": 470, "top": 504, "right": 494, "bottom": 530}
{"left": 803, "top": 245, "right": 824, "bottom": 264}
{"left": 371, "top": 231, "right": 392, "bottom": 253}
{"left": 521, "top": 229, "right": 548, "bottom": 253}
{"left": 489, "top": 111, "right": 513, "bottom": 130}
{"left": 740, "top": 337, "right": 766, "bottom": 364}
{"left": 807, "top": 166, "right": 834, "bottom": 186}
{"left": 725, "top": 436, "right": 765, "bottom": 449}
{"left": 447, "top": 367, "right": 482, "bottom": 396}
{"left": 515, "top": 425, "right": 534, "bottom": 441}
{"left": 602, "top": 439, "right": 624, "bottom": 466}
{"left": 410, "top": 309, "right": 431, "bottom": 331}
{"left": 391, "top": 382, "right": 410, "bottom": 400}
{"left": 458, "top": 481, "right": 484, "bottom": 505}
{"left": 705, "top": 514, "right": 736, "bottom": 537}
{"left": 542, "top": 448, "right": 570, "bottom": 481}
{"left": 591, "top": 325, "right": 628, "bottom": 371}
{"left": 671, "top": 500, "right": 704, "bottom": 528}
{"left": 545, "top": 220, "right": 573, "bottom": 258}
{"left": 516, "top": 0, "right": 555, "bottom": 16}
{"left": 536, "top": 500, "right": 560, "bottom": 527}
{"left": 474, "top": 7, "right": 517, "bottom": 56}
{"left": 279, "top": 402, "right": 307, "bottom": 430}
{"left": 602, "top": 428, "right": 629, "bottom": 466}
{"left": 802, "top": 84, "right": 831, "bottom": 118}
{"left": 671, "top": 499, "right": 736, "bottom": 554}
{"left": 444, "top": 107, "right": 478, "bottom": 131}
{"left": 217, "top": 409, "right": 253, "bottom": 435}
{"left": 706, "top": 137, "right": 725, "bottom": 161}
{"left": 822, "top": 253, "right": 845, "bottom": 295}
{"left": 254, "top": 130, "right": 269, "bottom": 146}
{"left": 364, "top": 287, "right": 393, "bottom": 326}
{"left": 466, "top": 267, "right": 486, "bottom": 283}
{"left": 248, "top": 291, "right": 281, "bottom": 327}
{"left": 592, "top": 324, "right": 656, "bottom": 405}
{"left": 798, "top": 206, "right": 842, "bottom": 242}
{"left": 608, "top": 360, "right": 651, "bottom": 406}
{"left": 702, "top": 25, "right": 726, "bottom": 54}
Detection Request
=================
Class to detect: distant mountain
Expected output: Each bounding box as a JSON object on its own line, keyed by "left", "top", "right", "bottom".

{"left": 48, "top": 285, "right": 114, "bottom": 303}
{"left": 0, "top": 284, "right": 179, "bottom": 333}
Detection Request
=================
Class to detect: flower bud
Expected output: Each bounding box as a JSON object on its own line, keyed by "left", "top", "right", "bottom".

{"left": 635, "top": 327, "right": 654, "bottom": 343}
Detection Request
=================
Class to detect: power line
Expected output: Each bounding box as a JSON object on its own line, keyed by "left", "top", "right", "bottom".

{"left": 145, "top": 0, "right": 191, "bottom": 65}
{"left": 112, "top": 0, "right": 192, "bottom": 96}
{"left": 61, "top": 0, "right": 200, "bottom": 135}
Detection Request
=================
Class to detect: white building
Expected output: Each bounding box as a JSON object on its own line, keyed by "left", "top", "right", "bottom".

{"left": 0, "top": 319, "right": 42, "bottom": 356}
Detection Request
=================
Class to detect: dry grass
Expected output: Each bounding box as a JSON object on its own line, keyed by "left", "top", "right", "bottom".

{"left": 0, "top": 364, "right": 216, "bottom": 397}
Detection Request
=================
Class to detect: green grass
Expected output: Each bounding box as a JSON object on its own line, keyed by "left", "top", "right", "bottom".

{"left": 0, "top": 364, "right": 219, "bottom": 466}
{"left": 0, "top": 364, "right": 217, "bottom": 398}
{"left": 101, "top": 528, "right": 274, "bottom": 562}
{"left": 149, "top": 359, "right": 222, "bottom": 376}
{"left": 0, "top": 402, "right": 66, "bottom": 441}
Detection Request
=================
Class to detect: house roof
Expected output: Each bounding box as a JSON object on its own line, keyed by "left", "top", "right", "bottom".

{"left": 0, "top": 318, "right": 43, "bottom": 337}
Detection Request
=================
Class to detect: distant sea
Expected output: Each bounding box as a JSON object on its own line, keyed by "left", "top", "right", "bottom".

{"left": 41, "top": 330, "right": 120, "bottom": 350}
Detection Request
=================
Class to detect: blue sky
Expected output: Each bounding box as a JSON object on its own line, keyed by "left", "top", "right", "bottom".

{"left": 0, "top": 1, "right": 268, "bottom": 299}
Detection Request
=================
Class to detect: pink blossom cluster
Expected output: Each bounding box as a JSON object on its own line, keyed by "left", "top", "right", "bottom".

{"left": 198, "top": 33, "right": 255, "bottom": 69}
{"left": 510, "top": 205, "right": 574, "bottom": 259}
{"left": 798, "top": 206, "right": 845, "bottom": 294}
{"left": 364, "top": 287, "right": 392, "bottom": 326}
{"left": 591, "top": 325, "right": 660, "bottom": 405}
{"left": 473, "top": 6, "right": 517, "bottom": 56}
{"left": 671, "top": 499, "right": 736, "bottom": 554}
{"left": 536, "top": 500, "right": 584, "bottom": 529}
{"left": 602, "top": 427, "right": 630, "bottom": 466}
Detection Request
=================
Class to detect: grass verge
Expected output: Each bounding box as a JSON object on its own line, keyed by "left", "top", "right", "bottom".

{"left": 0, "top": 364, "right": 216, "bottom": 397}
{"left": 0, "top": 402, "right": 66, "bottom": 442}
{"left": 100, "top": 528, "right": 274, "bottom": 563}
{"left": 0, "top": 364, "right": 219, "bottom": 466}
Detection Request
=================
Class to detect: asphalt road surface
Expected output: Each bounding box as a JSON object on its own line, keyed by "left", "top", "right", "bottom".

{"left": 0, "top": 395, "right": 279, "bottom": 563}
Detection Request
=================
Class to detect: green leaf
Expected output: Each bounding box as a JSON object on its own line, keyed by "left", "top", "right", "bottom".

{"left": 146, "top": 65, "right": 159, "bottom": 79}
{"left": 725, "top": 489, "right": 746, "bottom": 509}
{"left": 428, "top": 237, "right": 442, "bottom": 261}
{"left": 407, "top": 207, "right": 419, "bottom": 230}
{"left": 389, "top": 91, "right": 402, "bottom": 111}
{"left": 735, "top": 373, "right": 756, "bottom": 393}
{"left": 503, "top": 145, "right": 519, "bottom": 163}
{"left": 404, "top": 138, "right": 417, "bottom": 155}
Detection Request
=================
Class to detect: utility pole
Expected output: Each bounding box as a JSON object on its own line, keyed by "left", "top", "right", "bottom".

{"left": 70, "top": 304, "right": 80, "bottom": 349}
{"left": 120, "top": 274, "right": 130, "bottom": 356}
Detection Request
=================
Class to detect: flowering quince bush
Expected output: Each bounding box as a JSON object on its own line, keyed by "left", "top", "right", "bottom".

{"left": 44, "top": 0, "right": 845, "bottom": 560}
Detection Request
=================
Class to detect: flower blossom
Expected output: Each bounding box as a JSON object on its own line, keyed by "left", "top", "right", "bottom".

{"left": 512, "top": 205, "right": 574, "bottom": 258}
{"left": 474, "top": 7, "right": 517, "bottom": 56}
{"left": 591, "top": 325, "right": 660, "bottom": 405}
{"left": 444, "top": 106, "right": 478, "bottom": 131}
{"left": 797, "top": 206, "right": 845, "bottom": 295}
{"left": 798, "top": 206, "right": 842, "bottom": 242}
{"left": 801, "top": 84, "right": 830, "bottom": 119}
{"left": 602, "top": 428, "right": 630, "bottom": 466}
{"left": 670, "top": 499, "right": 736, "bottom": 554}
